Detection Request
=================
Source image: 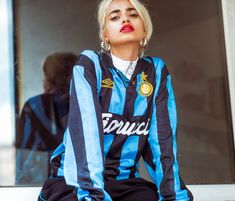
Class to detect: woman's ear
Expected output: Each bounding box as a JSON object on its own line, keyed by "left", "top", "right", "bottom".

{"left": 143, "top": 29, "right": 147, "bottom": 38}
{"left": 102, "top": 28, "right": 109, "bottom": 42}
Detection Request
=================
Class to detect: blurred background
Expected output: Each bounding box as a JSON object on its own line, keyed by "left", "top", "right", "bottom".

{"left": 0, "top": 0, "right": 234, "bottom": 187}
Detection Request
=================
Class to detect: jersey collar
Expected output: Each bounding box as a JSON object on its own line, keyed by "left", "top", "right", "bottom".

{"left": 100, "top": 51, "right": 153, "bottom": 81}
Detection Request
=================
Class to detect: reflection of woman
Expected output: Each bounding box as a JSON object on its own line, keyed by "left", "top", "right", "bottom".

{"left": 39, "top": 0, "right": 193, "bottom": 200}
{"left": 15, "top": 52, "right": 77, "bottom": 185}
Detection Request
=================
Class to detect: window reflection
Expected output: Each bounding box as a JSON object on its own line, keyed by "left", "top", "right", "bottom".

{"left": 15, "top": 53, "right": 76, "bottom": 184}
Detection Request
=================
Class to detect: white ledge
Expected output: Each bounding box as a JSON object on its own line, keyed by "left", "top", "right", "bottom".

{"left": 0, "top": 185, "right": 235, "bottom": 201}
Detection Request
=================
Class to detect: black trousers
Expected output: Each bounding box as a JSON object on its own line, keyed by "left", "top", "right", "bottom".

{"left": 38, "top": 177, "right": 158, "bottom": 201}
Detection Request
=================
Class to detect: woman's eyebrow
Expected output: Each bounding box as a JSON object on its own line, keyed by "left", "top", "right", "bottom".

{"left": 126, "top": 7, "right": 136, "bottom": 12}
{"left": 108, "top": 9, "right": 120, "bottom": 16}
{"left": 108, "top": 7, "right": 136, "bottom": 16}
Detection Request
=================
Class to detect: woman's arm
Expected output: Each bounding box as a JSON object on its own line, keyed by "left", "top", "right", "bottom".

{"left": 63, "top": 50, "right": 111, "bottom": 201}
{"left": 142, "top": 58, "right": 193, "bottom": 201}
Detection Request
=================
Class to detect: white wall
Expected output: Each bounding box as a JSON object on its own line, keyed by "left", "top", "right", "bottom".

{"left": 0, "top": 0, "right": 15, "bottom": 185}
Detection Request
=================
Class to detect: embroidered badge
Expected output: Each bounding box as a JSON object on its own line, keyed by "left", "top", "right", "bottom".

{"left": 102, "top": 78, "right": 114, "bottom": 89}
{"left": 139, "top": 72, "right": 153, "bottom": 97}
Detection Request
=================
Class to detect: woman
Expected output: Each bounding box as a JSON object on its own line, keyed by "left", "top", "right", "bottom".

{"left": 38, "top": 0, "right": 193, "bottom": 200}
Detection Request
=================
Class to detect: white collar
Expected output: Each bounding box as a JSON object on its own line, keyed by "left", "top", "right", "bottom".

{"left": 111, "top": 53, "right": 138, "bottom": 79}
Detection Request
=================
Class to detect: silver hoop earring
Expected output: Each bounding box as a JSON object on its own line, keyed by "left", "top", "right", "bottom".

{"left": 101, "top": 41, "right": 111, "bottom": 52}
{"left": 140, "top": 38, "right": 147, "bottom": 47}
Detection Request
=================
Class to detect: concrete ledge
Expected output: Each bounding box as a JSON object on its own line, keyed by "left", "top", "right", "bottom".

{"left": 189, "top": 184, "right": 235, "bottom": 201}
{"left": 0, "top": 187, "right": 41, "bottom": 200}
{"left": 0, "top": 185, "right": 235, "bottom": 201}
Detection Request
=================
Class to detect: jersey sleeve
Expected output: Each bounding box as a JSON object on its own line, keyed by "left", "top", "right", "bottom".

{"left": 142, "top": 58, "right": 193, "bottom": 201}
{"left": 15, "top": 101, "right": 31, "bottom": 149}
{"left": 63, "top": 50, "right": 112, "bottom": 201}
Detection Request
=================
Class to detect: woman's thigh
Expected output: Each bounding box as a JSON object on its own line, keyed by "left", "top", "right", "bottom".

{"left": 105, "top": 178, "right": 158, "bottom": 201}
{"left": 39, "top": 177, "right": 158, "bottom": 201}
{"left": 38, "top": 177, "right": 77, "bottom": 201}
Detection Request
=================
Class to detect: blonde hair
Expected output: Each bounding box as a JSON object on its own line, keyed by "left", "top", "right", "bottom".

{"left": 98, "top": 0, "right": 153, "bottom": 43}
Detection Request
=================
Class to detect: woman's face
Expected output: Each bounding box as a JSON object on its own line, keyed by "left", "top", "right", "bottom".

{"left": 104, "top": 0, "right": 146, "bottom": 47}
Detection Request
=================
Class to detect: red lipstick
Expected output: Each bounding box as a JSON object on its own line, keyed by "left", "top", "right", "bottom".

{"left": 120, "top": 24, "right": 134, "bottom": 33}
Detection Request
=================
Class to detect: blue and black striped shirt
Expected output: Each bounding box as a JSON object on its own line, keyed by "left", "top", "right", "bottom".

{"left": 50, "top": 50, "right": 193, "bottom": 201}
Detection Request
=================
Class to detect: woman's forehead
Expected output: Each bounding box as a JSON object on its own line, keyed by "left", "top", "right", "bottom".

{"left": 106, "top": 0, "right": 135, "bottom": 14}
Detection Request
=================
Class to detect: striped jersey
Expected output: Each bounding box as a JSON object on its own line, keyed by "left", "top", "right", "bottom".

{"left": 50, "top": 50, "right": 193, "bottom": 201}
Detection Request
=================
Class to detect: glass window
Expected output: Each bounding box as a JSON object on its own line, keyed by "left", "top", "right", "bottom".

{"left": 0, "top": 0, "right": 234, "bottom": 186}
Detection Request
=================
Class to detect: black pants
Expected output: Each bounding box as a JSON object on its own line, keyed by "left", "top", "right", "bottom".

{"left": 38, "top": 177, "right": 158, "bottom": 201}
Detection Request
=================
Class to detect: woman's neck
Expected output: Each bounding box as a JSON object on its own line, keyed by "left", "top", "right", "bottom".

{"left": 110, "top": 43, "right": 140, "bottom": 61}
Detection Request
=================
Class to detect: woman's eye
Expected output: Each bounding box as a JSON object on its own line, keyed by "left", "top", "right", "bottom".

{"left": 129, "top": 13, "right": 139, "bottom": 18}
{"left": 110, "top": 16, "right": 119, "bottom": 21}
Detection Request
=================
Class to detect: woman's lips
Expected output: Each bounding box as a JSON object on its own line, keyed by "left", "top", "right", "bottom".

{"left": 120, "top": 24, "right": 134, "bottom": 33}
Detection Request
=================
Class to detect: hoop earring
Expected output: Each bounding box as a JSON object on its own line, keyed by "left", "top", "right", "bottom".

{"left": 101, "top": 41, "right": 111, "bottom": 52}
{"left": 140, "top": 38, "right": 147, "bottom": 47}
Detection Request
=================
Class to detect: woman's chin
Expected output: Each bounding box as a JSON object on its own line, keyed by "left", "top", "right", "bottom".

{"left": 110, "top": 39, "right": 140, "bottom": 47}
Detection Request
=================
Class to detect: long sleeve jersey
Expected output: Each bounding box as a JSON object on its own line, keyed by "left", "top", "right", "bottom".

{"left": 50, "top": 50, "right": 193, "bottom": 201}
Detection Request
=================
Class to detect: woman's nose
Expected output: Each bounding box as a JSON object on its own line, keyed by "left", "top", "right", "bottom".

{"left": 122, "top": 16, "right": 130, "bottom": 24}
{"left": 122, "top": 18, "right": 130, "bottom": 24}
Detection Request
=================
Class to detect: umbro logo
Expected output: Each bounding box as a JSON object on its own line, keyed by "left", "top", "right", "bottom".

{"left": 102, "top": 78, "right": 114, "bottom": 89}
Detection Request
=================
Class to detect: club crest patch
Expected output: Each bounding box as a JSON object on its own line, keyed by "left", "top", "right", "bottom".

{"left": 138, "top": 72, "right": 153, "bottom": 97}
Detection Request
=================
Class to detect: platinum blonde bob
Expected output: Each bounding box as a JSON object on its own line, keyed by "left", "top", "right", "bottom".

{"left": 98, "top": 0, "right": 153, "bottom": 45}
